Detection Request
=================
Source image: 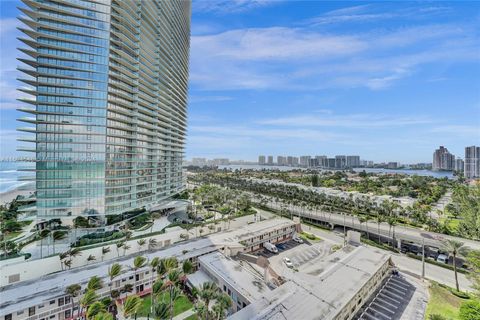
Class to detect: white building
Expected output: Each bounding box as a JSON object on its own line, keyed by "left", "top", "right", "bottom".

{"left": 228, "top": 246, "right": 392, "bottom": 320}
{"left": 258, "top": 156, "right": 266, "bottom": 165}
{"left": 465, "top": 146, "right": 480, "bottom": 179}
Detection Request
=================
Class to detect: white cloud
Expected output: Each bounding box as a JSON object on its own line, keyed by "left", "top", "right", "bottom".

{"left": 193, "top": 27, "right": 365, "bottom": 61}
{"left": 192, "top": 0, "right": 278, "bottom": 13}
{"left": 189, "top": 95, "right": 233, "bottom": 103}
{"left": 430, "top": 125, "right": 480, "bottom": 136}
{"left": 190, "top": 20, "right": 478, "bottom": 91}
{"left": 0, "top": 18, "right": 19, "bottom": 36}
{"left": 257, "top": 113, "right": 433, "bottom": 128}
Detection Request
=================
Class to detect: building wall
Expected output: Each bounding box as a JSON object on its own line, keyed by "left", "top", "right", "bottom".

{"left": 334, "top": 259, "right": 391, "bottom": 320}
{"left": 465, "top": 146, "right": 480, "bottom": 179}
{"left": 17, "top": 0, "right": 190, "bottom": 226}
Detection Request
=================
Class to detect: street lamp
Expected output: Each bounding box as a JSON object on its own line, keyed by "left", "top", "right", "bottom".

{"left": 420, "top": 232, "right": 442, "bottom": 279}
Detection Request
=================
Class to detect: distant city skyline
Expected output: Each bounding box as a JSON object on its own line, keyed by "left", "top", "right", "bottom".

{"left": 1, "top": 1, "right": 479, "bottom": 163}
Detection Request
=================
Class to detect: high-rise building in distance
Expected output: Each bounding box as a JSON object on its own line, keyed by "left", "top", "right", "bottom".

{"left": 455, "top": 158, "right": 464, "bottom": 172}
{"left": 465, "top": 146, "right": 480, "bottom": 179}
{"left": 299, "top": 156, "right": 311, "bottom": 167}
{"left": 17, "top": 0, "right": 191, "bottom": 228}
{"left": 267, "top": 155, "right": 273, "bottom": 165}
{"left": 258, "top": 155, "right": 266, "bottom": 165}
{"left": 432, "top": 146, "right": 455, "bottom": 171}
{"left": 346, "top": 156, "right": 360, "bottom": 168}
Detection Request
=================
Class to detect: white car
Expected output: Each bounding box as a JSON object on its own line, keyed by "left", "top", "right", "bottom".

{"left": 293, "top": 236, "right": 304, "bottom": 243}
{"left": 437, "top": 254, "right": 449, "bottom": 264}
{"left": 283, "top": 257, "right": 293, "bottom": 268}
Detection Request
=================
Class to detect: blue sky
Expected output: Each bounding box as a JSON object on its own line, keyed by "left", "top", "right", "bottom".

{"left": 1, "top": 1, "right": 479, "bottom": 163}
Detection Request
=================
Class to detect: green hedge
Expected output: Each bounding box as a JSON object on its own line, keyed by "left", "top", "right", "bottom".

{"left": 74, "top": 231, "right": 124, "bottom": 247}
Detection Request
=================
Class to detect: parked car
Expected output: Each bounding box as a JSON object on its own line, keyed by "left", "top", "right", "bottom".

{"left": 437, "top": 254, "right": 449, "bottom": 264}
{"left": 283, "top": 257, "right": 293, "bottom": 268}
{"left": 292, "top": 235, "right": 304, "bottom": 243}
{"left": 263, "top": 242, "right": 278, "bottom": 253}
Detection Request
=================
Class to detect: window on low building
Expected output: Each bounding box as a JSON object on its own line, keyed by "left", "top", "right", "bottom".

{"left": 29, "top": 307, "right": 35, "bottom": 316}
{"left": 4, "top": 314, "right": 12, "bottom": 320}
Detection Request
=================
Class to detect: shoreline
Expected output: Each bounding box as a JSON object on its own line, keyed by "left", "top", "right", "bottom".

{"left": 0, "top": 185, "right": 34, "bottom": 206}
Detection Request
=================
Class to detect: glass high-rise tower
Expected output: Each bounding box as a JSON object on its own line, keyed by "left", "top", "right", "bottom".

{"left": 17, "top": 0, "right": 190, "bottom": 228}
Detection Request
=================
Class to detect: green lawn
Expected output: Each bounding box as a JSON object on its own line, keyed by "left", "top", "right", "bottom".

{"left": 137, "top": 293, "right": 193, "bottom": 317}
{"left": 425, "top": 282, "right": 466, "bottom": 320}
{"left": 3, "top": 231, "right": 22, "bottom": 241}
{"left": 299, "top": 231, "right": 322, "bottom": 242}
{"left": 184, "top": 314, "right": 198, "bottom": 320}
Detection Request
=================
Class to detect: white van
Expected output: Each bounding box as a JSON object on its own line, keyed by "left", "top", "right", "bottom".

{"left": 436, "top": 254, "right": 448, "bottom": 264}
{"left": 263, "top": 242, "right": 278, "bottom": 253}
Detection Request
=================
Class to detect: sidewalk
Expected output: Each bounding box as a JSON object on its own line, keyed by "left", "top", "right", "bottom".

{"left": 173, "top": 308, "right": 195, "bottom": 320}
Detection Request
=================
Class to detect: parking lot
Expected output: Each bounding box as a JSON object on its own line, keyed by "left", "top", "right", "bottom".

{"left": 257, "top": 237, "right": 335, "bottom": 274}
{"left": 354, "top": 273, "right": 427, "bottom": 320}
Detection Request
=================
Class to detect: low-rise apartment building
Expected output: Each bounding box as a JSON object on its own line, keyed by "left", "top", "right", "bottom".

{"left": 0, "top": 219, "right": 297, "bottom": 320}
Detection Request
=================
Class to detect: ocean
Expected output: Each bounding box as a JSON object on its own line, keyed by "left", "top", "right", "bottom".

{"left": 0, "top": 162, "right": 34, "bottom": 193}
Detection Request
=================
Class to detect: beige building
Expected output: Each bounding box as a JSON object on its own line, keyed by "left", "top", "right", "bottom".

{"left": 0, "top": 219, "right": 297, "bottom": 320}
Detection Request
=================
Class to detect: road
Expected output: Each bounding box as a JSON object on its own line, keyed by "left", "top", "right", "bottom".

{"left": 257, "top": 197, "right": 480, "bottom": 252}
{"left": 301, "top": 223, "right": 474, "bottom": 292}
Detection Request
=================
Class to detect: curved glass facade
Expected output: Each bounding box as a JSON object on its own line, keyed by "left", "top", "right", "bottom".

{"left": 18, "top": 0, "right": 190, "bottom": 227}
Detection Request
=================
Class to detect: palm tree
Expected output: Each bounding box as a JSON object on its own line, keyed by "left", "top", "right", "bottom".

{"left": 167, "top": 286, "right": 182, "bottom": 320}
{"left": 101, "top": 246, "right": 111, "bottom": 262}
{"left": 182, "top": 260, "right": 194, "bottom": 275}
{"left": 442, "top": 239, "right": 467, "bottom": 291}
{"left": 163, "top": 257, "right": 179, "bottom": 274}
{"left": 79, "top": 290, "right": 98, "bottom": 318}
{"left": 108, "top": 263, "right": 122, "bottom": 297}
{"left": 358, "top": 215, "right": 369, "bottom": 239}
{"left": 87, "top": 301, "right": 106, "bottom": 319}
{"left": 63, "top": 259, "right": 73, "bottom": 270}
{"left": 152, "top": 301, "right": 169, "bottom": 320}
{"left": 213, "top": 293, "right": 232, "bottom": 320}
{"left": 387, "top": 214, "right": 398, "bottom": 249}
{"left": 87, "top": 276, "right": 103, "bottom": 291}
{"left": 87, "top": 254, "right": 96, "bottom": 264}
{"left": 118, "top": 295, "right": 142, "bottom": 319}
{"left": 116, "top": 241, "right": 123, "bottom": 257}
{"left": 39, "top": 229, "right": 51, "bottom": 258}
{"left": 123, "top": 242, "right": 131, "bottom": 256}
{"left": 152, "top": 279, "right": 165, "bottom": 315}
{"left": 198, "top": 282, "right": 219, "bottom": 320}
{"left": 121, "top": 284, "right": 134, "bottom": 299}
{"left": 65, "top": 284, "right": 81, "bottom": 318}
{"left": 52, "top": 230, "right": 67, "bottom": 254}
{"left": 375, "top": 211, "right": 385, "bottom": 244}
{"left": 137, "top": 239, "right": 146, "bottom": 251}
{"left": 132, "top": 256, "right": 147, "bottom": 293}
{"left": 93, "top": 312, "right": 113, "bottom": 320}
{"left": 59, "top": 251, "right": 69, "bottom": 270}
{"left": 148, "top": 238, "right": 158, "bottom": 251}
{"left": 149, "top": 257, "right": 161, "bottom": 312}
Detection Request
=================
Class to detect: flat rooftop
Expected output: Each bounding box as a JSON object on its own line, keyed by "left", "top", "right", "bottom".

{"left": 229, "top": 245, "right": 391, "bottom": 320}
{"left": 198, "top": 252, "right": 271, "bottom": 302}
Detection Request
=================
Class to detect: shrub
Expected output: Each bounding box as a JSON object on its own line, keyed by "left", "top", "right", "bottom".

{"left": 429, "top": 315, "right": 447, "bottom": 320}
{"left": 459, "top": 299, "right": 480, "bottom": 320}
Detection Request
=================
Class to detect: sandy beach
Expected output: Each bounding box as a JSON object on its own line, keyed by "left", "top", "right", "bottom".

{"left": 0, "top": 188, "right": 34, "bottom": 206}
